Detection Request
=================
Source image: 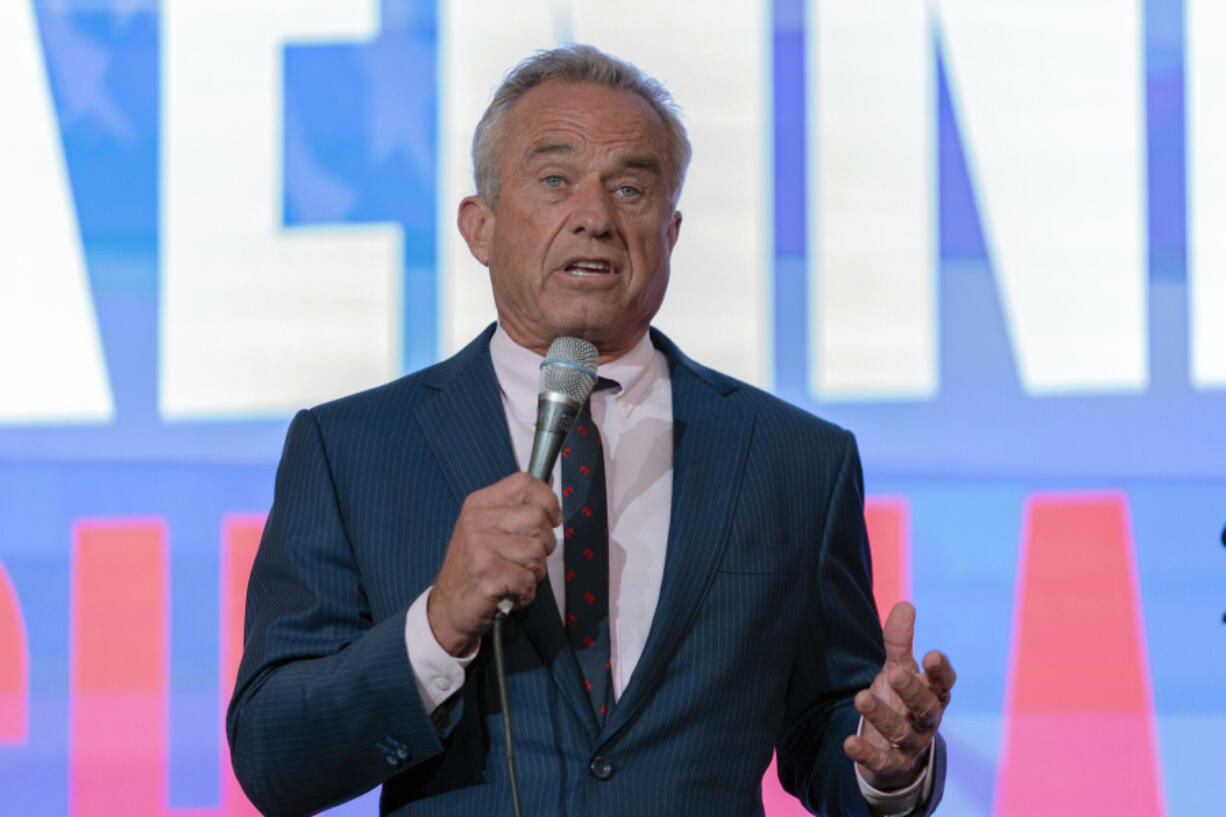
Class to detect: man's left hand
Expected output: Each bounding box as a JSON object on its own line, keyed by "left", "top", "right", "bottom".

{"left": 843, "top": 601, "right": 956, "bottom": 791}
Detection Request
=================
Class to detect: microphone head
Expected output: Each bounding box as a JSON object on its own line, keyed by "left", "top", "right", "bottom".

{"left": 540, "top": 337, "right": 598, "bottom": 402}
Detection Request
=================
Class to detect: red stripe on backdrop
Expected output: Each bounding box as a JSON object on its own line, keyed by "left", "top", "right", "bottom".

{"left": 0, "top": 557, "right": 29, "bottom": 743}
{"left": 219, "top": 515, "right": 265, "bottom": 816}
{"left": 761, "top": 496, "right": 910, "bottom": 815}
{"left": 71, "top": 519, "right": 168, "bottom": 817}
{"left": 70, "top": 517, "right": 263, "bottom": 817}
{"left": 865, "top": 498, "right": 911, "bottom": 621}
{"left": 995, "top": 494, "right": 1166, "bottom": 817}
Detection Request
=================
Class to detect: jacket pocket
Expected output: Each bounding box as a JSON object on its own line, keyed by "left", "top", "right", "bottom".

{"left": 716, "top": 542, "right": 802, "bottom": 575}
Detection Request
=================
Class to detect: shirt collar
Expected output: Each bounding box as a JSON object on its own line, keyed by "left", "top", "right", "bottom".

{"left": 489, "top": 325, "right": 660, "bottom": 425}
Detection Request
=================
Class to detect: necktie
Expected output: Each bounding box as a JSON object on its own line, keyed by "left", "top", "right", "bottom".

{"left": 561, "top": 382, "right": 615, "bottom": 724}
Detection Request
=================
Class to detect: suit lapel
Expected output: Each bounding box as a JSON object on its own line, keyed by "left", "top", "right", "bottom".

{"left": 601, "top": 343, "right": 754, "bottom": 741}
{"left": 413, "top": 340, "right": 518, "bottom": 501}
{"left": 412, "top": 329, "right": 599, "bottom": 738}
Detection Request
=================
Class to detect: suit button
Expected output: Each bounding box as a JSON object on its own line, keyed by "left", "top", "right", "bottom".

{"left": 589, "top": 756, "right": 615, "bottom": 780}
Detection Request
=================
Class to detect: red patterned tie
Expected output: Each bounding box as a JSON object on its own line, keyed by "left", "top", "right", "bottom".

{"left": 561, "top": 381, "right": 615, "bottom": 724}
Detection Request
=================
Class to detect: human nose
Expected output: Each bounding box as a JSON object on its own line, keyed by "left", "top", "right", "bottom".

{"left": 568, "top": 179, "right": 614, "bottom": 238}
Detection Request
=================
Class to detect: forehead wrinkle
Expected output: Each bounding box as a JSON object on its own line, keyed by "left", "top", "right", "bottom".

{"left": 527, "top": 142, "right": 576, "bottom": 159}
{"left": 520, "top": 140, "right": 665, "bottom": 181}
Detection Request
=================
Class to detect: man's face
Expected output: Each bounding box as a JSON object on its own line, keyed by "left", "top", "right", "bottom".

{"left": 459, "top": 80, "right": 682, "bottom": 361}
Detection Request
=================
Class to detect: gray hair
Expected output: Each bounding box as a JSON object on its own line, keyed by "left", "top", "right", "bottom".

{"left": 472, "top": 44, "right": 692, "bottom": 205}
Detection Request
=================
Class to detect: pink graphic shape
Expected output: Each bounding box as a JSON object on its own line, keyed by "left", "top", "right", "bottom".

{"left": 761, "top": 496, "right": 910, "bottom": 816}
{"left": 865, "top": 497, "right": 911, "bottom": 621}
{"left": 0, "top": 557, "right": 29, "bottom": 743}
{"left": 219, "top": 515, "right": 264, "bottom": 816}
{"left": 70, "top": 516, "right": 262, "bottom": 817}
{"left": 995, "top": 494, "right": 1166, "bottom": 817}
{"left": 71, "top": 519, "right": 168, "bottom": 816}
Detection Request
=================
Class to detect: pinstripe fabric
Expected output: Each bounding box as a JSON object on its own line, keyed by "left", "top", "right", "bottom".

{"left": 226, "top": 325, "right": 946, "bottom": 817}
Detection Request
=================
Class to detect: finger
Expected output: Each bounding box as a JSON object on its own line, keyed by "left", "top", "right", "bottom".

{"left": 508, "top": 472, "right": 564, "bottom": 528}
{"left": 923, "top": 650, "right": 957, "bottom": 705}
{"left": 466, "top": 534, "right": 545, "bottom": 584}
{"left": 855, "top": 690, "right": 915, "bottom": 751}
{"left": 843, "top": 734, "right": 891, "bottom": 775}
{"left": 485, "top": 503, "right": 556, "bottom": 538}
{"left": 489, "top": 562, "right": 540, "bottom": 610}
{"left": 882, "top": 601, "right": 919, "bottom": 670}
{"left": 495, "top": 534, "right": 552, "bottom": 580}
{"left": 483, "top": 472, "right": 558, "bottom": 519}
{"left": 889, "top": 666, "right": 943, "bottom": 732}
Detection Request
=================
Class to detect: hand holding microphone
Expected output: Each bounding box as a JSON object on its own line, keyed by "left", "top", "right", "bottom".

{"left": 427, "top": 337, "right": 598, "bottom": 656}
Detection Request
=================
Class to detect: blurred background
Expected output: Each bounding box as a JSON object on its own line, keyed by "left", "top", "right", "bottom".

{"left": 1, "top": 1, "right": 1223, "bottom": 815}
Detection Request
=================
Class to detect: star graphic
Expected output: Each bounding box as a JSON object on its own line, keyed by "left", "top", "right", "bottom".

{"left": 361, "top": 4, "right": 434, "bottom": 173}
{"left": 38, "top": 5, "right": 135, "bottom": 143}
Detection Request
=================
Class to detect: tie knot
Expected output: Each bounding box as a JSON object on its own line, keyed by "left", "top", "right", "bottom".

{"left": 580, "top": 377, "right": 618, "bottom": 414}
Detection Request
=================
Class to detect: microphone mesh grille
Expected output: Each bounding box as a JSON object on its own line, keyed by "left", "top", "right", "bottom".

{"left": 540, "top": 337, "right": 598, "bottom": 402}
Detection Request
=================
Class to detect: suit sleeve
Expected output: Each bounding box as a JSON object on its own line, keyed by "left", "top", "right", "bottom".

{"left": 226, "top": 409, "right": 455, "bottom": 817}
{"left": 774, "top": 431, "right": 946, "bottom": 816}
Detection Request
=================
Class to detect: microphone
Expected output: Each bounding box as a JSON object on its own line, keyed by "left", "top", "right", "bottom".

{"left": 526, "top": 336, "right": 599, "bottom": 483}
{"left": 497, "top": 336, "right": 597, "bottom": 617}
{"left": 493, "top": 337, "right": 598, "bottom": 817}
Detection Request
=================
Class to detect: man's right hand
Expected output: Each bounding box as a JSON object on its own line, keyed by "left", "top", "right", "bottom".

{"left": 428, "top": 472, "right": 561, "bottom": 656}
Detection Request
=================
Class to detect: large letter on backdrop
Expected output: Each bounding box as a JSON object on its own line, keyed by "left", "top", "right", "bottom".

{"left": 809, "top": 0, "right": 1147, "bottom": 398}
{"left": 1187, "top": 0, "right": 1226, "bottom": 388}
{"left": 0, "top": 559, "right": 28, "bottom": 744}
{"left": 996, "top": 495, "right": 1164, "bottom": 816}
{"left": 937, "top": 0, "right": 1147, "bottom": 394}
{"left": 809, "top": 0, "right": 936, "bottom": 400}
{"left": 161, "top": 0, "right": 402, "bottom": 418}
{"left": 72, "top": 521, "right": 169, "bottom": 815}
{"left": 439, "top": 0, "right": 771, "bottom": 386}
{"left": 71, "top": 518, "right": 261, "bottom": 816}
{"left": 0, "top": 0, "right": 114, "bottom": 423}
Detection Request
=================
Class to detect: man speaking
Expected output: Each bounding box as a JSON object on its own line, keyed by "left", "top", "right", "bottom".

{"left": 227, "top": 45, "right": 955, "bottom": 816}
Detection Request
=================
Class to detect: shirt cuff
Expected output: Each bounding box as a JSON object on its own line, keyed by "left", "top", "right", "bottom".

{"left": 853, "top": 716, "right": 937, "bottom": 817}
{"left": 404, "top": 586, "right": 477, "bottom": 714}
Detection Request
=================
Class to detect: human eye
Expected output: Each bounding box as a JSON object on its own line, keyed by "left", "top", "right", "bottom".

{"left": 616, "top": 184, "right": 642, "bottom": 199}
{"left": 542, "top": 175, "right": 564, "bottom": 188}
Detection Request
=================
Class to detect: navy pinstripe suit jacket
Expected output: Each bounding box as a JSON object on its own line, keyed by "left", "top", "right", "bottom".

{"left": 226, "top": 325, "right": 946, "bottom": 817}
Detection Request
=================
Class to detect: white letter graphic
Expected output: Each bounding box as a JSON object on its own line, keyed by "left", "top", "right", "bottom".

{"left": 0, "top": 2, "right": 113, "bottom": 423}
{"left": 809, "top": 0, "right": 1147, "bottom": 397}
{"left": 937, "top": 0, "right": 1147, "bottom": 394}
{"left": 809, "top": 0, "right": 936, "bottom": 399}
{"left": 161, "top": 0, "right": 402, "bottom": 418}
{"left": 1187, "top": 0, "right": 1226, "bottom": 388}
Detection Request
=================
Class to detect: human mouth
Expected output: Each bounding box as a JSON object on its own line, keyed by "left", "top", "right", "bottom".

{"left": 564, "top": 259, "right": 614, "bottom": 277}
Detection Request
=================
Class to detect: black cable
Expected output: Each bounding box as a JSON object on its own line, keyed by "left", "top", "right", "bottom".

{"left": 492, "top": 602, "right": 523, "bottom": 817}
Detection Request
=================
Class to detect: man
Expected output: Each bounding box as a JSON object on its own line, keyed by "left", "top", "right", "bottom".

{"left": 228, "top": 45, "right": 954, "bottom": 817}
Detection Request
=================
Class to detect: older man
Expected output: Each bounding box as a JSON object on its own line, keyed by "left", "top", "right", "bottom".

{"left": 228, "top": 45, "right": 954, "bottom": 817}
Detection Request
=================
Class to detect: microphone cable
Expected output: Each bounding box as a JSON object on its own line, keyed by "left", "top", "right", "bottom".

{"left": 493, "top": 600, "right": 523, "bottom": 817}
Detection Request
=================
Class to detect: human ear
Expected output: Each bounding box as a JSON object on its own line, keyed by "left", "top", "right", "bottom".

{"left": 458, "top": 195, "right": 495, "bottom": 266}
